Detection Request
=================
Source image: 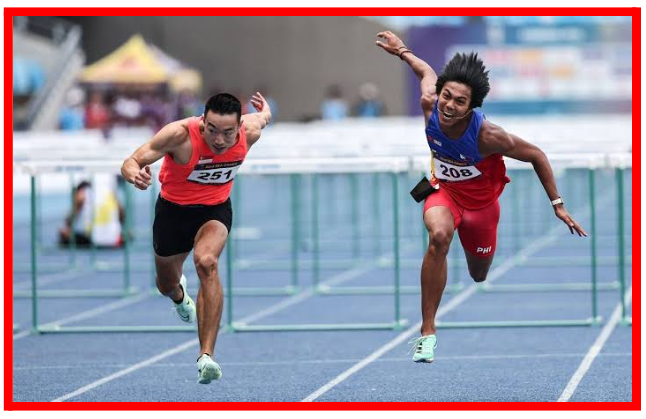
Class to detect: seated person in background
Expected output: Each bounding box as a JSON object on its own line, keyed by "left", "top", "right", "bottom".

{"left": 353, "top": 82, "right": 387, "bottom": 118}
{"left": 59, "top": 180, "right": 92, "bottom": 246}
{"left": 320, "top": 84, "right": 349, "bottom": 120}
{"left": 59, "top": 87, "right": 85, "bottom": 131}
{"left": 13, "top": 56, "right": 45, "bottom": 99}
{"left": 85, "top": 91, "right": 111, "bottom": 131}
{"left": 58, "top": 176, "right": 126, "bottom": 248}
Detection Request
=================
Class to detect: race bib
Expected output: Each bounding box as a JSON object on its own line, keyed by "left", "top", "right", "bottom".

{"left": 187, "top": 160, "right": 243, "bottom": 184}
{"left": 433, "top": 156, "right": 481, "bottom": 182}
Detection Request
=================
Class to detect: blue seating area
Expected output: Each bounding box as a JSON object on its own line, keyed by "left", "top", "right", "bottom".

{"left": 13, "top": 56, "right": 45, "bottom": 97}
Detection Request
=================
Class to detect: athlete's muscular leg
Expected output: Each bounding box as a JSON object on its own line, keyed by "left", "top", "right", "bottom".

{"left": 421, "top": 206, "right": 455, "bottom": 336}
{"left": 192, "top": 220, "right": 228, "bottom": 357}
{"left": 155, "top": 252, "right": 191, "bottom": 301}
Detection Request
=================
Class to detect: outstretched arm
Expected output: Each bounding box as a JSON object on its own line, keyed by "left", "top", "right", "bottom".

{"left": 479, "top": 122, "right": 587, "bottom": 236}
{"left": 241, "top": 92, "right": 272, "bottom": 148}
{"left": 376, "top": 31, "right": 438, "bottom": 121}
{"left": 121, "top": 121, "right": 188, "bottom": 190}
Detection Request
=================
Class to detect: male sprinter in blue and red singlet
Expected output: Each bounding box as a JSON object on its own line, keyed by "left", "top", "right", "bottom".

{"left": 376, "top": 31, "right": 587, "bottom": 363}
{"left": 121, "top": 93, "right": 271, "bottom": 383}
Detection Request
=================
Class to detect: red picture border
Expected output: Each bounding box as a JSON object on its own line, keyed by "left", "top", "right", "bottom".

{"left": 4, "top": 7, "right": 640, "bottom": 411}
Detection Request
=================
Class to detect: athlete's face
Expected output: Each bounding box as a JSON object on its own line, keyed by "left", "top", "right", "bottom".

{"left": 437, "top": 82, "right": 472, "bottom": 127}
{"left": 202, "top": 111, "right": 241, "bottom": 154}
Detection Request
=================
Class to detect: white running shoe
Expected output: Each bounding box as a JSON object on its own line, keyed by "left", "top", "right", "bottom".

{"left": 197, "top": 354, "right": 222, "bottom": 384}
{"left": 173, "top": 274, "right": 196, "bottom": 323}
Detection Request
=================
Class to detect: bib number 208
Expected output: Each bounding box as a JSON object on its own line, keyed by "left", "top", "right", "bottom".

{"left": 440, "top": 165, "right": 473, "bottom": 179}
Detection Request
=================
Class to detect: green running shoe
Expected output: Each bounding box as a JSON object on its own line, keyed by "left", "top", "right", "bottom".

{"left": 409, "top": 334, "right": 437, "bottom": 363}
{"left": 173, "top": 274, "right": 196, "bottom": 323}
{"left": 197, "top": 354, "right": 222, "bottom": 384}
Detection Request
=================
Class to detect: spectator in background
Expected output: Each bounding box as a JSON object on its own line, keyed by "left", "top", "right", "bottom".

{"left": 58, "top": 87, "right": 85, "bottom": 130}
{"left": 85, "top": 90, "right": 111, "bottom": 131}
{"left": 112, "top": 92, "right": 143, "bottom": 127}
{"left": 353, "top": 82, "right": 387, "bottom": 118}
{"left": 13, "top": 56, "right": 46, "bottom": 98}
{"left": 176, "top": 89, "right": 202, "bottom": 120}
{"left": 59, "top": 180, "right": 93, "bottom": 247}
{"left": 140, "top": 93, "right": 170, "bottom": 132}
{"left": 320, "top": 84, "right": 349, "bottom": 120}
{"left": 58, "top": 177, "right": 126, "bottom": 248}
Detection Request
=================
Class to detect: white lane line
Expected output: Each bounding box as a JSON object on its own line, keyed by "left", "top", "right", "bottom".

{"left": 13, "top": 258, "right": 153, "bottom": 289}
{"left": 231, "top": 238, "right": 419, "bottom": 325}
{"left": 557, "top": 286, "right": 632, "bottom": 402}
{"left": 15, "top": 236, "right": 416, "bottom": 340}
{"left": 47, "top": 245, "right": 404, "bottom": 402}
{"left": 14, "top": 264, "right": 370, "bottom": 342}
{"left": 51, "top": 339, "right": 199, "bottom": 402}
{"left": 42, "top": 293, "right": 151, "bottom": 328}
{"left": 236, "top": 267, "right": 370, "bottom": 325}
{"left": 14, "top": 352, "right": 633, "bottom": 371}
{"left": 12, "top": 330, "right": 31, "bottom": 340}
{"left": 301, "top": 228, "right": 563, "bottom": 402}
{"left": 13, "top": 293, "right": 152, "bottom": 341}
{"left": 13, "top": 269, "right": 88, "bottom": 289}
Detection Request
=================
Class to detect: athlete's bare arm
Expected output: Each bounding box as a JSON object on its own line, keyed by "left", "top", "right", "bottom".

{"left": 121, "top": 120, "right": 191, "bottom": 191}
{"left": 479, "top": 121, "right": 587, "bottom": 237}
{"left": 241, "top": 92, "right": 272, "bottom": 148}
{"left": 376, "top": 31, "right": 438, "bottom": 121}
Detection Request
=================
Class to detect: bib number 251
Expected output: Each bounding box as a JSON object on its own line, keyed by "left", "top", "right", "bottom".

{"left": 196, "top": 169, "right": 233, "bottom": 181}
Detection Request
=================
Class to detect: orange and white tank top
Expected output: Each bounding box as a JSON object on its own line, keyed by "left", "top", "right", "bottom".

{"left": 159, "top": 116, "right": 248, "bottom": 205}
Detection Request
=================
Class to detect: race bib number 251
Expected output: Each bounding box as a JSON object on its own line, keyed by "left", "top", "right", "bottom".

{"left": 187, "top": 161, "right": 242, "bottom": 184}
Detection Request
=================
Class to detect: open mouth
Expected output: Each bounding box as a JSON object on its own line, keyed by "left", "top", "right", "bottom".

{"left": 441, "top": 110, "right": 455, "bottom": 120}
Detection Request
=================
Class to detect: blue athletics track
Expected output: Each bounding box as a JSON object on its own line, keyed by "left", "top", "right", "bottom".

{"left": 11, "top": 165, "right": 632, "bottom": 403}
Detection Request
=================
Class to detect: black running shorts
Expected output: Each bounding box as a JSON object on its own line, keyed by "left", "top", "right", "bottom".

{"left": 153, "top": 194, "right": 232, "bottom": 257}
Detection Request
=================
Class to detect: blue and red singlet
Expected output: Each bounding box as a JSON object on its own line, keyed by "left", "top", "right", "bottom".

{"left": 423, "top": 101, "right": 510, "bottom": 257}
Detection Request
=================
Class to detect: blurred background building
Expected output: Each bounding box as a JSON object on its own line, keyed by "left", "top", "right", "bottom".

{"left": 13, "top": 15, "right": 631, "bottom": 133}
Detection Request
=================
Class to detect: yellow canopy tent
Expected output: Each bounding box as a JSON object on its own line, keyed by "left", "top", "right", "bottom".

{"left": 149, "top": 44, "right": 203, "bottom": 93}
{"left": 79, "top": 34, "right": 202, "bottom": 92}
{"left": 79, "top": 34, "right": 169, "bottom": 85}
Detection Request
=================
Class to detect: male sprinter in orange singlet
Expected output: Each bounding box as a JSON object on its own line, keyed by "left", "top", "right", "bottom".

{"left": 121, "top": 92, "right": 271, "bottom": 383}
{"left": 376, "top": 31, "right": 588, "bottom": 363}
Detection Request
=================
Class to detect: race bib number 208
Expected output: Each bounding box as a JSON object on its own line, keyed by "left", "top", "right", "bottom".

{"left": 433, "top": 157, "right": 481, "bottom": 182}
{"left": 187, "top": 160, "right": 243, "bottom": 185}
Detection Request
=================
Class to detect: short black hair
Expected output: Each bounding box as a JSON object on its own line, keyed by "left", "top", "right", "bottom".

{"left": 436, "top": 52, "right": 490, "bottom": 109}
{"left": 204, "top": 93, "right": 242, "bottom": 121}
{"left": 76, "top": 180, "right": 91, "bottom": 191}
